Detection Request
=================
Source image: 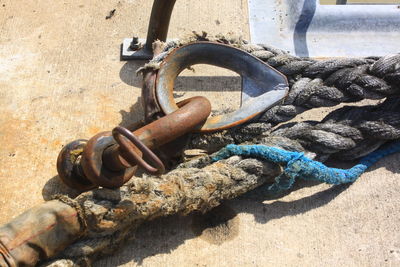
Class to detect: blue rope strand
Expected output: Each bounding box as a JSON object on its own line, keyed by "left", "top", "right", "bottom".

{"left": 212, "top": 141, "right": 400, "bottom": 194}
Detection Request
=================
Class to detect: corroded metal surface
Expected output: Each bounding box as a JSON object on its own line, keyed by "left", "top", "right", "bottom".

{"left": 155, "top": 42, "right": 289, "bottom": 132}
{"left": 58, "top": 96, "right": 212, "bottom": 190}
{"left": 144, "top": 0, "right": 177, "bottom": 51}
{"left": 111, "top": 126, "right": 165, "bottom": 175}
{"left": 56, "top": 139, "right": 95, "bottom": 192}
{"left": 80, "top": 132, "right": 138, "bottom": 189}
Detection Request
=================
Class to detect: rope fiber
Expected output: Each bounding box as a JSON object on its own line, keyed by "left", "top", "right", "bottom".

{"left": 212, "top": 141, "right": 400, "bottom": 194}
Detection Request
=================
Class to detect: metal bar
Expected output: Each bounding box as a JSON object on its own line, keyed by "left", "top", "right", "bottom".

{"left": 145, "top": 0, "right": 177, "bottom": 51}
{"left": 336, "top": 0, "right": 348, "bottom": 4}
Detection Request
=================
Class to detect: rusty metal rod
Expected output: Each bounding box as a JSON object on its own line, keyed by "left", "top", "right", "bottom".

{"left": 102, "top": 96, "right": 211, "bottom": 173}
{"left": 144, "top": 0, "right": 177, "bottom": 51}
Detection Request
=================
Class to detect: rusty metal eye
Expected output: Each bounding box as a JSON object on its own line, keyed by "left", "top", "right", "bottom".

{"left": 155, "top": 42, "right": 289, "bottom": 132}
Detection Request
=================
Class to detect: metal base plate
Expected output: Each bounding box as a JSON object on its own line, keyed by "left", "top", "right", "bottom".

{"left": 121, "top": 38, "right": 153, "bottom": 61}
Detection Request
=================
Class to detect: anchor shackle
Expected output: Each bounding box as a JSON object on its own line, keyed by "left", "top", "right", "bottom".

{"left": 57, "top": 96, "right": 211, "bottom": 191}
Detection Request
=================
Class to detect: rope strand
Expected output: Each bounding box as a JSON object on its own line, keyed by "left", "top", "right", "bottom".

{"left": 212, "top": 140, "right": 400, "bottom": 194}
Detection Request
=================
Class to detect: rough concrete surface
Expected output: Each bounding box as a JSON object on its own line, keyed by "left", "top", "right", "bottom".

{"left": 0, "top": 0, "right": 399, "bottom": 266}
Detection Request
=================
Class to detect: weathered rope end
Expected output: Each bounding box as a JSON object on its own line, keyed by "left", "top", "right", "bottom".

{"left": 213, "top": 141, "right": 400, "bottom": 194}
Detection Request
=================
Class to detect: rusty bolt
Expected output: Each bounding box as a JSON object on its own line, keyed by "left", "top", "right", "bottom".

{"left": 129, "top": 35, "right": 140, "bottom": 51}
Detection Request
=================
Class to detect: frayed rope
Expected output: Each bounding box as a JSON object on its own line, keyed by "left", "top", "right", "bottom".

{"left": 212, "top": 141, "right": 400, "bottom": 194}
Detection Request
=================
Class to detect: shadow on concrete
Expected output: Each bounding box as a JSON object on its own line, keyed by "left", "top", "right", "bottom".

{"left": 42, "top": 175, "right": 81, "bottom": 201}
{"left": 365, "top": 152, "right": 400, "bottom": 174}
{"left": 174, "top": 76, "right": 241, "bottom": 92}
{"left": 99, "top": 203, "right": 240, "bottom": 266}
{"left": 325, "top": 148, "right": 400, "bottom": 175}
{"left": 118, "top": 96, "right": 144, "bottom": 130}
{"left": 235, "top": 183, "right": 351, "bottom": 224}
{"left": 101, "top": 214, "right": 197, "bottom": 266}
{"left": 119, "top": 61, "right": 146, "bottom": 88}
{"left": 119, "top": 62, "right": 242, "bottom": 91}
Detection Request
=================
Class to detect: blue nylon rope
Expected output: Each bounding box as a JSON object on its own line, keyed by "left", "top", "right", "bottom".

{"left": 212, "top": 141, "right": 400, "bottom": 194}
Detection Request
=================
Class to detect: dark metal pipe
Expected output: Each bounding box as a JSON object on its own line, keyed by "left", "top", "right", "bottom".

{"left": 336, "top": 0, "right": 347, "bottom": 5}
{"left": 145, "top": 0, "right": 177, "bottom": 51}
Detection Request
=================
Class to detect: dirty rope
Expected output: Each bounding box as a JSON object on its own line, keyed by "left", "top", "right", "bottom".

{"left": 212, "top": 141, "right": 400, "bottom": 194}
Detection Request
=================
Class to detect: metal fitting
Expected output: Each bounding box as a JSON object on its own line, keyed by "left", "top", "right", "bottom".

{"left": 129, "top": 35, "right": 141, "bottom": 51}
{"left": 57, "top": 96, "right": 211, "bottom": 191}
{"left": 143, "top": 42, "right": 289, "bottom": 132}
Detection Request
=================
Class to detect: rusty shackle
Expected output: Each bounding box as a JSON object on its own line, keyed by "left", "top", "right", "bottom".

{"left": 57, "top": 96, "right": 211, "bottom": 191}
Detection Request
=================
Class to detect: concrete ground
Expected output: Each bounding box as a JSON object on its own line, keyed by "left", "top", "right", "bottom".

{"left": 0, "top": 0, "right": 399, "bottom": 266}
